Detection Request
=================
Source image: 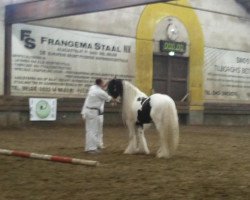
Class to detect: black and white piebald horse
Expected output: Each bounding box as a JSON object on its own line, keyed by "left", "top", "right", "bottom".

{"left": 107, "top": 79, "right": 179, "bottom": 159}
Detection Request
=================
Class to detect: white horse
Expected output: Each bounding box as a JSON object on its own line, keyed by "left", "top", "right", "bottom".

{"left": 107, "top": 79, "right": 179, "bottom": 158}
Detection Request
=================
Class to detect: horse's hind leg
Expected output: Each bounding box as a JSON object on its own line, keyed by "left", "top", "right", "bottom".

{"left": 137, "top": 126, "right": 150, "bottom": 154}
{"left": 124, "top": 121, "right": 137, "bottom": 154}
{"left": 156, "top": 125, "right": 170, "bottom": 159}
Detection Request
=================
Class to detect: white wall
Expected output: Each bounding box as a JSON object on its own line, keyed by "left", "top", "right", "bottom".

{"left": 0, "top": 4, "right": 6, "bottom": 95}
{"left": 31, "top": 6, "right": 144, "bottom": 38}
{"left": 0, "top": 1, "right": 144, "bottom": 96}
{"left": 189, "top": 0, "right": 250, "bottom": 103}
{"left": 0, "top": 20, "right": 4, "bottom": 95}
{"left": 1, "top": 0, "right": 250, "bottom": 98}
{"left": 200, "top": 11, "right": 250, "bottom": 51}
{"left": 189, "top": 0, "right": 250, "bottom": 51}
{"left": 0, "top": 0, "right": 38, "bottom": 95}
{"left": 189, "top": 0, "right": 249, "bottom": 18}
{"left": 31, "top": 0, "right": 250, "bottom": 52}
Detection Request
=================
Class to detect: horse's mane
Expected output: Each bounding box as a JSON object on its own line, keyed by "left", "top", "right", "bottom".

{"left": 122, "top": 81, "right": 146, "bottom": 123}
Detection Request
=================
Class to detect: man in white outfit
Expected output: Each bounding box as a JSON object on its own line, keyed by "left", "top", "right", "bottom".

{"left": 81, "top": 79, "right": 112, "bottom": 153}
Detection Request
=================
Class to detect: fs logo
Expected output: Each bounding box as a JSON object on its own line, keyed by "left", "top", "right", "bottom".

{"left": 20, "top": 30, "right": 36, "bottom": 49}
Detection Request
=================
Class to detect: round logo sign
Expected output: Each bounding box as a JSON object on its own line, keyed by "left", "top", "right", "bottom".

{"left": 35, "top": 100, "right": 51, "bottom": 119}
{"left": 167, "top": 23, "right": 179, "bottom": 41}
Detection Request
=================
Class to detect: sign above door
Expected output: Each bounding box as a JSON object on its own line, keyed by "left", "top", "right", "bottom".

{"left": 160, "top": 40, "right": 186, "bottom": 54}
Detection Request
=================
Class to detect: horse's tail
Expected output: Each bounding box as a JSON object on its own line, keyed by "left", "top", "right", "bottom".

{"left": 163, "top": 98, "right": 179, "bottom": 155}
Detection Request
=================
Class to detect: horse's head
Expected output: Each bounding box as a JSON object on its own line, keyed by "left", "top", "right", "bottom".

{"left": 107, "top": 78, "right": 123, "bottom": 99}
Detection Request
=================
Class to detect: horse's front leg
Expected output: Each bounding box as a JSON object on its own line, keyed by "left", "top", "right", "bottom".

{"left": 124, "top": 121, "right": 138, "bottom": 154}
{"left": 137, "top": 126, "right": 150, "bottom": 155}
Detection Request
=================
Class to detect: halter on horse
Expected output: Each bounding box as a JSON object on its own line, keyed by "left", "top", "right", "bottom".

{"left": 107, "top": 79, "right": 179, "bottom": 159}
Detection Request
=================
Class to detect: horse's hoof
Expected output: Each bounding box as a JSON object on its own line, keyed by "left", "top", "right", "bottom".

{"left": 136, "top": 150, "right": 150, "bottom": 155}
{"left": 156, "top": 154, "right": 169, "bottom": 159}
{"left": 144, "top": 150, "right": 150, "bottom": 155}
{"left": 124, "top": 149, "right": 134, "bottom": 154}
{"left": 156, "top": 151, "right": 170, "bottom": 159}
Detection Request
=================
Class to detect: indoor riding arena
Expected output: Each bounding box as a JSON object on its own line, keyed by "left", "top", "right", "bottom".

{"left": 0, "top": 0, "right": 250, "bottom": 200}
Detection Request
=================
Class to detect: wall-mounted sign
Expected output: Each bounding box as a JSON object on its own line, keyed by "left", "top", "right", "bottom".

{"left": 11, "top": 24, "right": 135, "bottom": 98}
{"left": 204, "top": 47, "right": 250, "bottom": 102}
{"left": 160, "top": 40, "right": 186, "bottom": 54}
{"left": 29, "top": 98, "right": 57, "bottom": 121}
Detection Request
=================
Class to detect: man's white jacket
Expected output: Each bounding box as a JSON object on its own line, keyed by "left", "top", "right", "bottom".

{"left": 81, "top": 85, "right": 112, "bottom": 119}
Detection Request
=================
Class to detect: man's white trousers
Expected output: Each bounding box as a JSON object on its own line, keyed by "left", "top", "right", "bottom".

{"left": 85, "top": 115, "right": 104, "bottom": 151}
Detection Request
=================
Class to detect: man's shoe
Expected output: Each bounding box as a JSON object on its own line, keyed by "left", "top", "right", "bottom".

{"left": 98, "top": 145, "right": 106, "bottom": 149}
{"left": 86, "top": 149, "right": 101, "bottom": 154}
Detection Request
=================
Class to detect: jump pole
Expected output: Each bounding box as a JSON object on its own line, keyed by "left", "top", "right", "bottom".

{"left": 0, "top": 149, "right": 99, "bottom": 167}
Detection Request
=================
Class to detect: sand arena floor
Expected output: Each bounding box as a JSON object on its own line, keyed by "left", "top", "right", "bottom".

{"left": 0, "top": 125, "right": 250, "bottom": 200}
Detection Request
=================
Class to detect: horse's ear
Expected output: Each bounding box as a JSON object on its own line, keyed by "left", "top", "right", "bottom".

{"left": 114, "top": 75, "right": 117, "bottom": 80}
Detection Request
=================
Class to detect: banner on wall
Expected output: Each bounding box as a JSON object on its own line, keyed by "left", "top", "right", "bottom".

{"left": 204, "top": 47, "right": 250, "bottom": 102}
{"left": 11, "top": 24, "right": 135, "bottom": 98}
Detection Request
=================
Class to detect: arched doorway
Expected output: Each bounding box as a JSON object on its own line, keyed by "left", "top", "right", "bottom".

{"left": 136, "top": 1, "right": 205, "bottom": 124}
{"left": 153, "top": 17, "right": 189, "bottom": 103}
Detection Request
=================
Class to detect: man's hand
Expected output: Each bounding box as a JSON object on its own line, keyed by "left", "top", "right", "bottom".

{"left": 110, "top": 98, "right": 120, "bottom": 107}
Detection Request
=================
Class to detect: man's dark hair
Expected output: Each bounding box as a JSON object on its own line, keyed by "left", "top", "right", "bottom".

{"left": 95, "top": 78, "right": 103, "bottom": 86}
